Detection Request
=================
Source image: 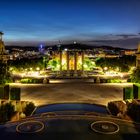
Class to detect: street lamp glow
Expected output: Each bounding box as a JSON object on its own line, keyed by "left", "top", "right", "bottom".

{"left": 64, "top": 48, "right": 68, "bottom": 51}
{"left": 36, "top": 67, "right": 40, "bottom": 71}
{"left": 9, "top": 67, "right": 13, "bottom": 71}
{"left": 120, "top": 74, "right": 123, "bottom": 78}
{"left": 104, "top": 67, "right": 108, "bottom": 71}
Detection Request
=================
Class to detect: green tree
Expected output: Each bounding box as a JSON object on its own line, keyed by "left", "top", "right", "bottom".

{"left": 95, "top": 56, "right": 135, "bottom": 72}
{"left": 48, "top": 59, "right": 60, "bottom": 71}
{"left": 84, "top": 58, "right": 95, "bottom": 71}
{"left": 0, "top": 61, "right": 11, "bottom": 84}
{"left": 8, "top": 57, "right": 46, "bottom": 72}
{"left": 130, "top": 68, "right": 140, "bottom": 83}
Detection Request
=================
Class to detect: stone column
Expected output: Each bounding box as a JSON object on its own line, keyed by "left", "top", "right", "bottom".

{"left": 67, "top": 51, "right": 70, "bottom": 76}
{"left": 81, "top": 51, "right": 85, "bottom": 76}
{"left": 74, "top": 51, "right": 77, "bottom": 77}
{"left": 60, "top": 51, "right": 62, "bottom": 72}
{"left": 67, "top": 51, "right": 69, "bottom": 71}
{"left": 74, "top": 51, "right": 77, "bottom": 71}
{"left": 82, "top": 51, "right": 84, "bottom": 72}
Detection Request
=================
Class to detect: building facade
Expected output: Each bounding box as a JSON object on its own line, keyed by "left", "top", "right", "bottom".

{"left": 136, "top": 43, "right": 140, "bottom": 68}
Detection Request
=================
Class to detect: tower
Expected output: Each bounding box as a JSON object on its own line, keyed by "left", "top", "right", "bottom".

{"left": 0, "top": 32, "right": 6, "bottom": 55}
{"left": 0, "top": 32, "right": 8, "bottom": 62}
{"left": 0, "top": 32, "right": 9, "bottom": 84}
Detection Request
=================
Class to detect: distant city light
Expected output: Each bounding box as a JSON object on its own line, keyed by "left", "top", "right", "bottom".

{"left": 120, "top": 73, "right": 123, "bottom": 78}
{"left": 36, "top": 67, "right": 40, "bottom": 71}
{"left": 57, "top": 44, "right": 61, "bottom": 48}
{"left": 64, "top": 48, "right": 68, "bottom": 51}
{"left": 104, "top": 67, "right": 108, "bottom": 71}
{"left": 40, "top": 44, "right": 43, "bottom": 49}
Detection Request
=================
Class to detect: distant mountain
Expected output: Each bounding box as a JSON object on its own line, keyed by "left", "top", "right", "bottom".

{"left": 5, "top": 43, "right": 136, "bottom": 51}
{"left": 5, "top": 45, "right": 39, "bottom": 51}
{"left": 46, "top": 43, "right": 133, "bottom": 51}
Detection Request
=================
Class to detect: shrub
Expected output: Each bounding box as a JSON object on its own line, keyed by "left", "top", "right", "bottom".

{"left": 110, "top": 79, "right": 122, "bottom": 83}
{"left": 108, "top": 101, "right": 127, "bottom": 116}
{"left": 108, "top": 102, "right": 120, "bottom": 116}
{"left": 127, "top": 100, "right": 140, "bottom": 122}
{"left": 0, "top": 103, "right": 15, "bottom": 123}
{"left": 23, "top": 102, "right": 36, "bottom": 116}
{"left": 21, "top": 78, "right": 43, "bottom": 84}
{"left": 20, "top": 78, "right": 29, "bottom": 83}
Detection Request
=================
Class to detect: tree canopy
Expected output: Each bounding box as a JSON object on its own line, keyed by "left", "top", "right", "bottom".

{"left": 96, "top": 55, "right": 136, "bottom": 72}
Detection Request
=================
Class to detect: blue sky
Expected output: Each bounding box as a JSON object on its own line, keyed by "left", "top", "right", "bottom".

{"left": 0, "top": 0, "right": 140, "bottom": 48}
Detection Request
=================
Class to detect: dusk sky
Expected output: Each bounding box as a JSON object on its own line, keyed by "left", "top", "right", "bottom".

{"left": 1, "top": 0, "right": 140, "bottom": 48}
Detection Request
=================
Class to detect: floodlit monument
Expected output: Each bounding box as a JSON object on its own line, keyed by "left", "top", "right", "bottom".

{"left": 49, "top": 47, "right": 96, "bottom": 77}
{"left": 59, "top": 50, "right": 85, "bottom": 76}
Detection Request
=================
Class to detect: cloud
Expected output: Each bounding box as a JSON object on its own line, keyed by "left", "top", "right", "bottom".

{"left": 115, "top": 34, "right": 139, "bottom": 39}
{"left": 4, "top": 30, "right": 140, "bottom": 49}
{"left": 85, "top": 37, "right": 140, "bottom": 49}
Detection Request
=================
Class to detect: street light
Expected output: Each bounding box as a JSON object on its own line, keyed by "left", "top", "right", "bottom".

{"left": 120, "top": 73, "right": 123, "bottom": 78}
{"left": 64, "top": 48, "right": 68, "bottom": 51}
{"left": 36, "top": 67, "right": 40, "bottom": 71}
{"left": 104, "top": 67, "right": 108, "bottom": 71}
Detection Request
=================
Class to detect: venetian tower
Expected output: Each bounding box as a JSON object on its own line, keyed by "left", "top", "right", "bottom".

{"left": 136, "top": 42, "right": 140, "bottom": 68}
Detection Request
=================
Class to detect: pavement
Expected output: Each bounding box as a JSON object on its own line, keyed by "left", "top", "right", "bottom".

{"left": 1, "top": 82, "right": 140, "bottom": 140}
{"left": 0, "top": 111, "right": 140, "bottom": 140}
{"left": 10, "top": 82, "right": 133, "bottom": 106}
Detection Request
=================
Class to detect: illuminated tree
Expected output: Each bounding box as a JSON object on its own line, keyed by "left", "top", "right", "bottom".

{"left": 96, "top": 56, "right": 135, "bottom": 72}
{"left": 83, "top": 58, "right": 95, "bottom": 71}
{"left": 48, "top": 59, "right": 60, "bottom": 71}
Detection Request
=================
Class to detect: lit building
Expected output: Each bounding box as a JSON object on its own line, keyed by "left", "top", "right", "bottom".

{"left": 120, "top": 50, "right": 136, "bottom": 56}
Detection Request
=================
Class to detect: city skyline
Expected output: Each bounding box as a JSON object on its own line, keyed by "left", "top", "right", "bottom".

{"left": 1, "top": 0, "right": 140, "bottom": 48}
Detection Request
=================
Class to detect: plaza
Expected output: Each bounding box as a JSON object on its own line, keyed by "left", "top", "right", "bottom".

{"left": 10, "top": 82, "right": 132, "bottom": 106}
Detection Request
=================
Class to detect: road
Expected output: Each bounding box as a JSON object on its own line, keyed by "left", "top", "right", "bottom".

{"left": 10, "top": 81, "right": 132, "bottom": 106}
